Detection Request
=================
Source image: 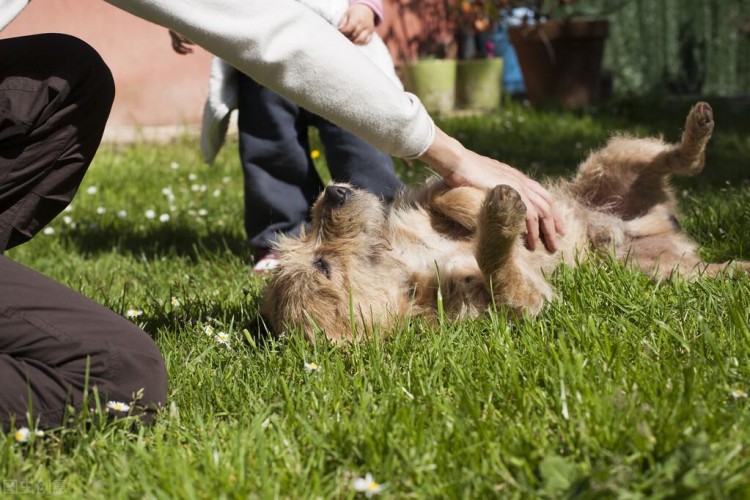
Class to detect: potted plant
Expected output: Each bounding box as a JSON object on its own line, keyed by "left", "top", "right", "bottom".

{"left": 454, "top": 1, "right": 506, "bottom": 111}
{"left": 401, "top": 0, "right": 459, "bottom": 115}
{"left": 399, "top": 0, "right": 506, "bottom": 114}
{"left": 507, "top": 0, "right": 615, "bottom": 108}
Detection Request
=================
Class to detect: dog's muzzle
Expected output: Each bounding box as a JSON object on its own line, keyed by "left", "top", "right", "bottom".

{"left": 324, "top": 185, "right": 352, "bottom": 207}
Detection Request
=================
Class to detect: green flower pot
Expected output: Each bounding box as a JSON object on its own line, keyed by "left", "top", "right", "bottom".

{"left": 403, "top": 59, "right": 457, "bottom": 115}
{"left": 456, "top": 58, "right": 504, "bottom": 111}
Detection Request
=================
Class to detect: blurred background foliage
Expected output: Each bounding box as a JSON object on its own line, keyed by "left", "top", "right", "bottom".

{"left": 576, "top": 0, "right": 750, "bottom": 97}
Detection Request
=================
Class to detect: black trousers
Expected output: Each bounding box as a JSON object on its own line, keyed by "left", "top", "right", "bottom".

{"left": 0, "top": 34, "right": 167, "bottom": 430}
{"left": 237, "top": 73, "right": 403, "bottom": 250}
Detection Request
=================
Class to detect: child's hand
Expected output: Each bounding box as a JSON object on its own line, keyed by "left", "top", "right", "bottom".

{"left": 337, "top": 4, "right": 376, "bottom": 45}
{"left": 168, "top": 30, "right": 195, "bottom": 55}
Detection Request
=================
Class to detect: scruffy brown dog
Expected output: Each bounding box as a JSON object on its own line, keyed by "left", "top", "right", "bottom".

{"left": 261, "top": 102, "right": 750, "bottom": 343}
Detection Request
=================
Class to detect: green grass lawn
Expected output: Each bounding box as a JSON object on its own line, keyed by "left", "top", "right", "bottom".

{"left": 3, "top": 99, "right": 750, "bottom": 498}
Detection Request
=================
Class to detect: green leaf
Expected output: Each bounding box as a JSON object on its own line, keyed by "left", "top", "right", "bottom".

{"left": 539, "top": 455, "right": 579, "bottom": 494}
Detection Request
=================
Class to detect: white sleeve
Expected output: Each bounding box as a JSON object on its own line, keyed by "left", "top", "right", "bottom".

{"left": 105, "top": 0, "right": 435, "bottom": 159}
{"left": 0, "top": 0, "right": 29, "bottom": 31}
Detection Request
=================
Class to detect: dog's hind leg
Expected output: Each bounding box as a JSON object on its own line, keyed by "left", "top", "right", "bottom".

{"left": 649, "top": 101, "right": 714, "bottom": 177}
{"left": 475, "top": 185, "right": 552, "bottom": 316}
{"left": 572, "top": 102, "right": 714, "bottom": 219}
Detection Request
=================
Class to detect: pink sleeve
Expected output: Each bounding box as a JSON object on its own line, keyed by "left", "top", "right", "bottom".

{"left": 349, "top": 0, "right": 384, "bottom": 25}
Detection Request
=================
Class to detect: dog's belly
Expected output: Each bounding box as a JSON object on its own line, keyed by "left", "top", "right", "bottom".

{"left": 394, "top": 240, "right": 477, "bottom": 276}
{"left": 390, "top": 212, "right": 478, "bottom": 276}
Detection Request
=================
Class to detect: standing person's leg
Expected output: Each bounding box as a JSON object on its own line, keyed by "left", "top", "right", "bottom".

{"left": 313, "top": 115, "right": 402, "bottom": 201}
{"left": 0, "top": 34, "right": 167, "bottom": 429}
{"left": 236, "top": 73, "right": 322, "bottom": 254}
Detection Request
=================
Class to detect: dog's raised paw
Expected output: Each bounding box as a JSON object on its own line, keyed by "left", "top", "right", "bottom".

{"left": 687, "top": 101, "right": 714, "bottom": 137}
{"left": 485, "top": 184, "right": 526, "bottom": 229}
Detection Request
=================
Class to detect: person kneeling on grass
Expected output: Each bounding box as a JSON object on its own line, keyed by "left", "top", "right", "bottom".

{"left": 0, "top": 33, "right": 168, "bottom": 431}
{"left": 0, "top": 0, "right": 563, "bottom": 431}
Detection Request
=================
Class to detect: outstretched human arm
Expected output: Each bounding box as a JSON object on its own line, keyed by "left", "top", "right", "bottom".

{"left": 106, "top": 0, "right": 563, "bottom": 250}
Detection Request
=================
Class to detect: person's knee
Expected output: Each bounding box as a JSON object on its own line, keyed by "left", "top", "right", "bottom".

{"left": 101, "top": 328, "right": 168, "bottom": 413}
{"left": 121, "top": 345, "right": 168, "bottom": 410}
{"left": 41, "top": 33, "right": 115, "bottom": 113}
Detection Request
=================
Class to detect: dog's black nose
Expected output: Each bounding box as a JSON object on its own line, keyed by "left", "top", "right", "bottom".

{"left": 324, "top": 185, "right": 352, "bottom": 207}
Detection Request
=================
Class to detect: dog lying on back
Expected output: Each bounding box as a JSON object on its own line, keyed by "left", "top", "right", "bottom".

{"left": 261, "top": 102, "right": 750, "bottom": 343}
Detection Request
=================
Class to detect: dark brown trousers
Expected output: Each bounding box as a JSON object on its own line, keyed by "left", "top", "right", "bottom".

{"left": 0, "top": 34, "right": 167, "bottom": 430}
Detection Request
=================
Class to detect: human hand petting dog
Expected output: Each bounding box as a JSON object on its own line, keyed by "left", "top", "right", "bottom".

{"left": 420, "top": 127, "right": 565, "bottom": 252}
{"left": 337, "top": 4, "right": 376, "bottom": 45}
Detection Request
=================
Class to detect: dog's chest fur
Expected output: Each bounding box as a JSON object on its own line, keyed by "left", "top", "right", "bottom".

{"left": 388, "top": 208, "right": 477, "bottom": 275}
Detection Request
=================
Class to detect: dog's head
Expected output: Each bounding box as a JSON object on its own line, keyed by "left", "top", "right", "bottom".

{"left": 261, "top": 183, "right": 400, "bottom": 343}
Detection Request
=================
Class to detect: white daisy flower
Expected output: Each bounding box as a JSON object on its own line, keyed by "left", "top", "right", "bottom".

{"left": 106, "top": 401, "right": 131, "bottom": 412}
{"left": 171, "top": 297, "right": 182, "bottom": 308}
{"left": 86, "top": 186, "right": 98, "bottom": 195}
{"left": 213, "top": 189, "right": 221, "bottom": 197}
{"left": 159, "top": 213, "right": 170, "bottom": 223}
{"left": 304, "top": 362, "right": 321, "bottom": 373}
{"left": 161, "top": 186, "right": 175, "bottom": 199}
{"left": 64, "top": 204, "right": 74, "bottom": 212}
{"left": 731, "top": 389, "right": 748, "bottom": 399}
{"left": 14, "top": 427, "right": 30, "bottom": 443}
{"left": 170, "top": 161, "right": 180, "bottom": 170}
{"left": 353, "top": 473, "right": 385, "bottom": 497}
{"left": 117, "top": 210, "right": 128, "bottom": 218}
{"left": 204, "top": 325, "right": 215, "bottom": 336}
{"left": 214, "top": 331, "right": 231, "bottom": 347}
{"left": 42, "top": 227, "right": 55, "bottom": 235}
{"left": 188, "top": 173, "right": 198, "bottom": 181}
{"left": 62, "top": 215, "right": 73, "bottom": 225}
{"left": 125, "top": 308, "right": 143, "bottom": 318}
{"left": 145, "top": 209, "right": 156, "bottom": 219}
{"left": 198, "top": 208, "right": 208, "bottom": 217}
{"left": 96, "top": 207, "right": 106, "bottom": 215}
{"left": 222, "top": 176, "right": 231, "bottom": 184}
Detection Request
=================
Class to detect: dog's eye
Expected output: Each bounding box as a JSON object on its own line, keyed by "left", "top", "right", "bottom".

{"left": 314, "top": 257, "right": 331, "bottom": 278}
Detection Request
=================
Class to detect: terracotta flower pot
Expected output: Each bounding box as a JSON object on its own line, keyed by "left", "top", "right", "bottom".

{"left": 509, "top": 19, "right": 610, "bottom": 108}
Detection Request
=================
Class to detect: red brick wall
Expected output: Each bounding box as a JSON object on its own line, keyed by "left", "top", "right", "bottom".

{"left": 381, "top": 0, "right": 456, "bottom": 64}
{"left": 1, "top": 0, "right": 212, "bottom": 131}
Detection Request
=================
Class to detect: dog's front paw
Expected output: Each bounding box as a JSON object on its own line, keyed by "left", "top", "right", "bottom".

{"left": 484, "top": 185, "right": 527, "bottom": 233}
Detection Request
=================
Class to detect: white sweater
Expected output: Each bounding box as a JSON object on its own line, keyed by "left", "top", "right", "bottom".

{"left": 103, "top": 0, "right": 436, "bottom": 159}
{"left": 200, "top": 0, "right": 403, "bottom": 164}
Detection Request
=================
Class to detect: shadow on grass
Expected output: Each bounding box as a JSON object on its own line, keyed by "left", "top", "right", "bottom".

{"left": 144, "top": 297, "right": 278, "bottom": 350}
{"left": 59, "top": 223, "right": 251, "bottom": 261}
